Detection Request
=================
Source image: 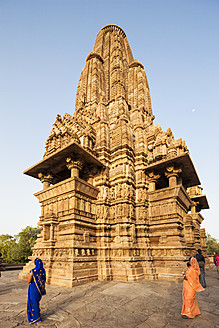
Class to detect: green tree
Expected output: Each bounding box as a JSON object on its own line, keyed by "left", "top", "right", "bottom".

{"left": 0, "top": 234, "right": 16, "bottom": 262}
{"left": 0, "top": 226, "right": 40, "bottom": 263}
{"left": 16, "top": 226, "right": 40, "bottom": 262}
{"left": 206, "top": 233, "right": 219, "bottom": 255}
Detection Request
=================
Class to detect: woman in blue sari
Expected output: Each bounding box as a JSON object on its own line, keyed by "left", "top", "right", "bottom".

{"left": 27, "top": 258, "right": 46, "bottom": 324}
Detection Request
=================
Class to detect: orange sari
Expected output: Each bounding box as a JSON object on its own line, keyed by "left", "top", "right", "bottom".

{"left": 181, "top": 257, "right": 204, "bottom": 318}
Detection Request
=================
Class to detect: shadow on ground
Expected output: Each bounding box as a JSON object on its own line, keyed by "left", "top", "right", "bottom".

{"left": 0, "top": 268, "right": 218, "bottom": 328}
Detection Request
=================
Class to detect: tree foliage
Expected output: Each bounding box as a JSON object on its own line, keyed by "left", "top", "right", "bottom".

{"left": 0, "top": 234, "right": 17, "bottom": 263}
{"left": 0, "top": 226, "right": 40, "bottom": 263}
{"left": 206, "top": 233, "right": 219, "bottom": 255}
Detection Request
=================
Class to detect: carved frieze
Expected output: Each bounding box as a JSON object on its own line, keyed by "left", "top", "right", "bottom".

{"left": 21, "top": 25, "right": 208, "bottom": 286}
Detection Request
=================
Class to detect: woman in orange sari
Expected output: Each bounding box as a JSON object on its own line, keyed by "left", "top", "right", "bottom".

{"left": 181, "top": 257, "right": 204, "bottom": 319}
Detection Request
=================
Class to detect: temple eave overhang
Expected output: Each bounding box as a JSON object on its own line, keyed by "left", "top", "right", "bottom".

{"left": 19, "top": 25, "right": 209, "bottom": 286}
{"left": 145, "top": 153, "right": 200, "bottom": 188}
{"left": 23, "top": 141, "right": 105, "bottom": 180}
{"left": 190, "top": 195, "right": 209, "bottom": 210}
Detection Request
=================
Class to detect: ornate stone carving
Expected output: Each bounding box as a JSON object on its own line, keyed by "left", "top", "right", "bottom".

{"left": 38, "top": 173, "right": 53, "bottom": 189}
{"left": 20, "top": 24, "right": 208, "bottom": 286}
{"left": 66, "top": 157, "right": 83, "bottom": 177}
{"left": 165, "top": 166, "right": 182, "bottom": 187}
{"left": 147, "top": 171, "right": 161, "bottom": 192}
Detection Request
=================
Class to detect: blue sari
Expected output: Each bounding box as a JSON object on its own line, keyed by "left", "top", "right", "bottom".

{"left": 27, "top": 259, "right": 46, "bottom": 324}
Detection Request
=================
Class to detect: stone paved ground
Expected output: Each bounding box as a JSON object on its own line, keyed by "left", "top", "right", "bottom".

{"left": 0, "top": 268, "right": 218, "bottom": 328}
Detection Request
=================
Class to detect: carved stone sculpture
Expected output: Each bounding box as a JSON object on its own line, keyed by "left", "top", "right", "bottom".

{"left": 20, "top": 25, "right": 209, "bottom": 286}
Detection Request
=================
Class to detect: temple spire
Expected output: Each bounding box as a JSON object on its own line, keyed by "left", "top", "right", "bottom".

{"left": 75, "top": 24, "right": 153, "bottom": 122}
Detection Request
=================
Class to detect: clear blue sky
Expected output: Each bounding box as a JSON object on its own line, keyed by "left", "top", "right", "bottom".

{"left": 0, "top": 0, "right": 218, "bottom": 240}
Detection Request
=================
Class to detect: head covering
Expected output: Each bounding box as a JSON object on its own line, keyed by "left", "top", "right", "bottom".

{"left": 32, "top": 259, "right": 46, "bottom": 295}
{"left": 187, "top": 257, "right": 204, "bottom": 292}
{"left": 190, "top": 257, "right": 200, "bottom": 273}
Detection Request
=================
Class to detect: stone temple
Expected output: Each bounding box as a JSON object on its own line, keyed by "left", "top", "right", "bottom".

{"left": 20, "top": 25, "right": 209, "bottom": 286}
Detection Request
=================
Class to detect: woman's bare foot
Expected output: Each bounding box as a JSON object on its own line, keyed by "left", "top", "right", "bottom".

{"left": 182, "top": 315, "right": 189, "bottom": 319}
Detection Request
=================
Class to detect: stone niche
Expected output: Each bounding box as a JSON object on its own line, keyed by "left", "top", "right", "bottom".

{"left": 20, "top": 25, "right": 209, "bottom": 286}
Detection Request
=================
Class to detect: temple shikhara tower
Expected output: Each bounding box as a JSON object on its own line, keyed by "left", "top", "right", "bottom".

{"left": 20, "top": 25, "right": 209, "bottom": 286}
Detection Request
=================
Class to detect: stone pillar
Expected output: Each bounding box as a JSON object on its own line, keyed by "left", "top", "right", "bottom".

{"left": 38, "top": 173, "right": 53, "bottom": 190}
{"left": 88, "top": 176, "right": 93, "bottom": 184}
{"left": 85, "top": 166, "right": 98, "bottom": 185}
{"left": 191, "top": 201, "right": 199, "bottom": 214}
{"left": 50, "top": 224, "right": 54, "bottom": 241}
{"left": 66, "top": 157, "right": 83, "bottom": 178}
{"left": 165, "top": 166, "right": 182, "bottom": 187}
{"left": 147, "top": 172, "right": 161, "bottom": 192}
{"left": 43, "top": 225, "right": 47, "bottom": 240}
{"left": 42, "top": 224, "right": 50, "bottom": 240}
{"left": 200, "top": 228, "right": 207, "bottom": 255}
{"left": 169, "top": 174, "right": 177, "bottom": 187}
{"left": 191, "top": 203, "right": 196, "bottom": 214}
{"left": 149, "top": 179, "right": 156, "bottom": 192}
{"left": 183, "top": 215, "right": 195, "bottom": 247}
